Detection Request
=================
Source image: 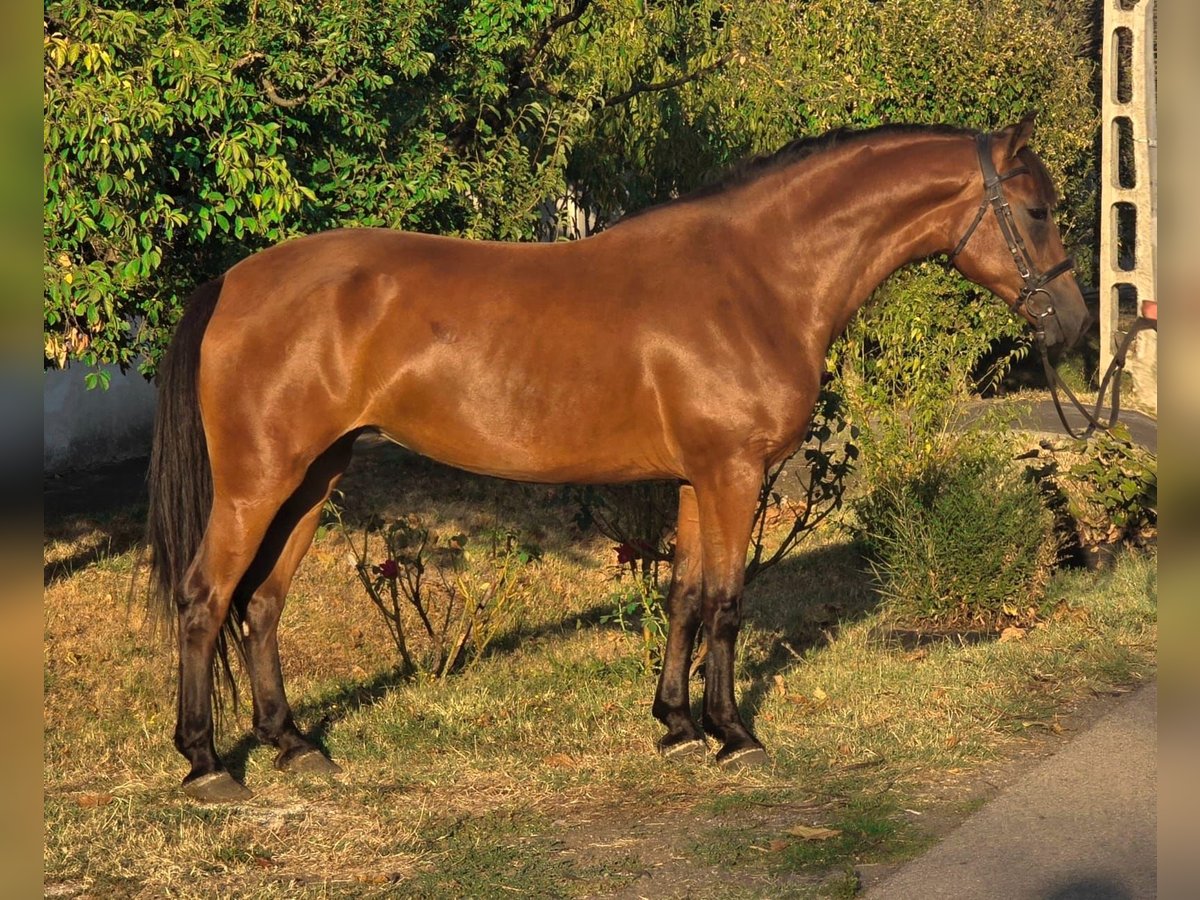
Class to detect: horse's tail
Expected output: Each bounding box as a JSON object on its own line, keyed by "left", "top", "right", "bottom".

{"left": 145, "top": 276, "right": 241, "bottom": 708}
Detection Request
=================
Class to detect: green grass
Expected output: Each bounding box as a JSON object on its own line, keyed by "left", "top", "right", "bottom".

{"left": 43, "top": 442, "right": 1157, "bottom": 897}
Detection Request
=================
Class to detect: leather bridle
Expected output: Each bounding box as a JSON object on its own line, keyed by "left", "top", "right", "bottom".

{"left": 949, "top": 132, "right": 1155, "bottom": 440}
{"left": 948, "top": 133, "right": 1075, "bottom": 328}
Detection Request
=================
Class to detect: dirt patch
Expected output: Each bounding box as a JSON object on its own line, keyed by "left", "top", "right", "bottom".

{"left": 550, "top": 793, "right": 847, "bottom": 898}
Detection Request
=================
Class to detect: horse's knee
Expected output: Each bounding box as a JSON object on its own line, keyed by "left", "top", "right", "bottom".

{"left": 703, "top": 589, "right": 743, "bottom": 641}
{"left": 666, "top": 579, "right": 702, "bottom": 618}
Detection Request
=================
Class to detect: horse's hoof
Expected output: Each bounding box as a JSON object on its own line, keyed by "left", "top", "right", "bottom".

{"left": 658, "top": 737, "right": 708, "bottom": 762}
{"left": 277, "top": 748, "right": 342, "bottom": 776}
{"left": 183, "top": 771, "right": 253, "bottom": 803}
{"left": 716, "top": 746, "right": 771, "bottom": 771}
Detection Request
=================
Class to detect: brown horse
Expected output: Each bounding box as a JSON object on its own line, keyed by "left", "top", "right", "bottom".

{"left": 147, "top": 116, "right": 1087, "bottom": 801}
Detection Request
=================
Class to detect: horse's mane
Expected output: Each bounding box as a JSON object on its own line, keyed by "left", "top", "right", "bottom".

{"left": 610, "top": 122, "right": 1056, "bottom": 226}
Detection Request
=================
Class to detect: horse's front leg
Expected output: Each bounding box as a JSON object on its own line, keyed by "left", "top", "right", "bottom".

{"left": 652, "top": 484, "right": 707, "bottom": 759}
{"left": 692, "top": 463, "right": 769, "bottom": 768}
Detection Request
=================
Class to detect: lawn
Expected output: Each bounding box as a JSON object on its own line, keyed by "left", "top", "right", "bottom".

{"left": 43, "top": 438, "right": 1157, "bottom": 898}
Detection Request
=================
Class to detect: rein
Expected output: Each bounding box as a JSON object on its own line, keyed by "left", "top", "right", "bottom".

{"left": 950, "top": 133, "right": 1155, "bottom": 440}
{"left": 1034, "top": 314, "right": 1156, "bottom": 440}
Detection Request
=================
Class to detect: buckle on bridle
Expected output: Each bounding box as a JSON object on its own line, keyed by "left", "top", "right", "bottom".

{"left": 1018, "top": 287, "right": 1056, "bottom": 337}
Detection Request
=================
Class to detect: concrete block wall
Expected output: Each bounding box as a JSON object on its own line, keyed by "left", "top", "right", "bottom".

{"left": 43, "top": 365, "right": 157, "bottom": 473}
{"left": 1100, "top": 0, "right": 1157, "bottom": 415}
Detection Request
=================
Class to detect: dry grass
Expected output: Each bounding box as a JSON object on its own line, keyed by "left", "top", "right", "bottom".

{"left": 44, "top": 440, "right": 1157, "bottom": 898}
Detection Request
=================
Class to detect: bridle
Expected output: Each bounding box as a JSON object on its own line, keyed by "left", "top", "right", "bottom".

{"left": 949, "top": 132, "right": 1155, "bottom": 440}
{"left": 948, "top": 133, "right": 1075, "bottom": 326}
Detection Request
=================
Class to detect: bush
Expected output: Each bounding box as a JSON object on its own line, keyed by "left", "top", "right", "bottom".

{"left": 327, "top": 500, "right": 541, "bottom": 679}
{"left": 1025, "top": 426, "right": 1157, "bottom": 566}
{"left": 855, "top": 440, "right": 1059, "bottom": 627}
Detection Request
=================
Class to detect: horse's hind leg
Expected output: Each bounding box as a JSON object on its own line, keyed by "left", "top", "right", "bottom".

{"left": 237, "top": 434, "right": 357, "bottom": 776}
{"left": 176, "top": 471, "right": 305, "bottom": 802}
{"left": 652, "top": 484, "right": 707, "bottom": 759}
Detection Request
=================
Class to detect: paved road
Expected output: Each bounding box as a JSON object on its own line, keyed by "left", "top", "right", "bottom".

{"left": 963, "top": 399, "right": 1157, "bottom": 451}
{"left": 863, "top": 682, "right": 1157, "bottom": 900}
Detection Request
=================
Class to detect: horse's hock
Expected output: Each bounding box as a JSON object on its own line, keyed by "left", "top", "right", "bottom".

{"left": 1100, "top": 0, "right": 1157, "bottom": 415}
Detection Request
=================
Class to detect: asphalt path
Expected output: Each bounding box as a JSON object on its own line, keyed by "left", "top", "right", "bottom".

{"left": 863, "top": 682, "right": 1157, "bottom": 900}
{"left": 963, "top": 399, "right": 1157, "bottom": 452}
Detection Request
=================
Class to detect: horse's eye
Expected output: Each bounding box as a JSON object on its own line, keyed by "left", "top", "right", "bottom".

{"left": 1028, "top": 207, "right": 1049, "bottom": 221}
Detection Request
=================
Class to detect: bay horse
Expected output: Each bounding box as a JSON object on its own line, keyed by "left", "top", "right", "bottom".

{"left": 146, "top": 115, "right": 1088, "bottom": 801}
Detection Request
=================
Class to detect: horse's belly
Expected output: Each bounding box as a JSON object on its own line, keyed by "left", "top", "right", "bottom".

{"left": 374, "top": 414, "right": 677, "bottom": 485}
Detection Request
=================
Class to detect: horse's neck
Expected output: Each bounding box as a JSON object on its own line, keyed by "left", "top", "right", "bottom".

{"left": 752, "top": 135, "right": 971, "bottom": 337}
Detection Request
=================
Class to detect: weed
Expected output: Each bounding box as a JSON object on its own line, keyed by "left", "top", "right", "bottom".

{"left": 1026, "top": 425, "right": 1157, "bottom": 559}
{"left": 328, "top": 497, "right": 541, "bottom": 678}
{"left": 854, "top": 438, "right": 1059, "bottom": 626}
{"left": 599, "top": 578, "right": 669, "bottom": 674}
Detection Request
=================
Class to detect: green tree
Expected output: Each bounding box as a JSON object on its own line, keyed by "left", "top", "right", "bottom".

{"left": 44, "top": 0, "right": 1097, "bottom": 386}
{"left": 43, "top": 0, "right": 733, "bottom": 378}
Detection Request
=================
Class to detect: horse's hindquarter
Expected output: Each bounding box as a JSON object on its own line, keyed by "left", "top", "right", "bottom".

{"left": 201, "top": 226, "right": 814, "bottom": 484}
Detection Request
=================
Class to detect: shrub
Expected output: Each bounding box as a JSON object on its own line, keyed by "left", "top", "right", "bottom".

{"left": 854, "top": 440, "right": 1059, "bottom": 627}
{"left": 1025, "top": 426, "right": 1157, "bottom": 566}
{"left": 830, "top": 263, "right": 1028, "bottom": 479}
{"left": 327, "top": 500, "right": 541, "bottom": 679}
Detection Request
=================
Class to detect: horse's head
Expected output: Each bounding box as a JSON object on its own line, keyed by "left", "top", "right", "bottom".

{"left": 947, "top": 115, "right": 1090, "bottom": 350}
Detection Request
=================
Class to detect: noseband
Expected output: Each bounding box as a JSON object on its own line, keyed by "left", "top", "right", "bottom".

{"left": 949, "top": 132, "right": 1154, "bottom": 441}
{"left": 948, "top": 133, "right": 1075, "bottom": 333}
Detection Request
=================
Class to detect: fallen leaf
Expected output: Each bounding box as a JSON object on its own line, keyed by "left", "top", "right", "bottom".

{"left": 944, "top": 734, "right": 960, "bottom": 749}
{"left": 772, "top": 674, "right": 786, "bottom": 697}
{"left": 903, "top": 648, "right": 927, "bottom": 662}
{"left": 812, "top": 686, "right": 828, "bottom": 702}
{"left": 76, "top": 793, "right": 112, "bottom": 808}
{"left": 767, "top": 838, "right": 790, "bottom": 852}
{"left": 357, "top": 873, "right": 391, "bottom": 885}
{"left": 786, "top": 824, "right": 841, "bottom": 841}
{"left": 998, "top": 626, "right": 1026, "bottom": 643}
{"left": 543, "top": 753, "right": 574, "bottom": 769}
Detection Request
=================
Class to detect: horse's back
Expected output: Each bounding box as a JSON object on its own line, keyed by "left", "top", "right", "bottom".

{"left": 197, "top": 228, "right": 703, "bottom": 482}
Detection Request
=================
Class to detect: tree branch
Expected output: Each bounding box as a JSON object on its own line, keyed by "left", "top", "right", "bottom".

{"left": 601, "top": 51, "right": 732, "bottom": 108}
{"left": 231, "top": 51, "right": 266, "bottom": 71}
{"left": 260, "top": 68, "right": 339, "bottom": 108}
{"left": 524, "top": 0, "right": 593, "bottom": 67}
{"left": 230, "top": 51, "right": 339, "bottom": 109}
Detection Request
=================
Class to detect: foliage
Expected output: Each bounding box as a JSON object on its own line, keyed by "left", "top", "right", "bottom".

{"left": 44, "top": 0, "right": 1097, "bottom": 380}
{"left": 1026, "top": 425, "right": 1157, "bottom": 554}
{"left": 854, "top": 437, "right": 1060, "bottom": 626}
{"left": 599, "top": 578, "right": 669, "bottom": 675}
{"left": 830, "top": 263, "right": 1029, "bottom": 482}
{"left": 326, "top": 499, "right": 541, "bottom": 678}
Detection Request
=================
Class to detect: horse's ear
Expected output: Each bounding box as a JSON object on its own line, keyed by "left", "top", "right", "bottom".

{"left": 1000, "top": 112, "right": 1037, "bottom": 159}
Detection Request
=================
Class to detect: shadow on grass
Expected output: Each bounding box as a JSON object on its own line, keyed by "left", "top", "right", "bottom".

{"left": 218, "top": 599, "right": 631, "bottom": 781}
{"left": 220, "top": 665, "right": 412, "bottom": 780}
{"left": 734, "top": 541, "right": 884, "bottom": 733}
{"left": 43, "top": 503, "right": 148, "bottom": 587}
